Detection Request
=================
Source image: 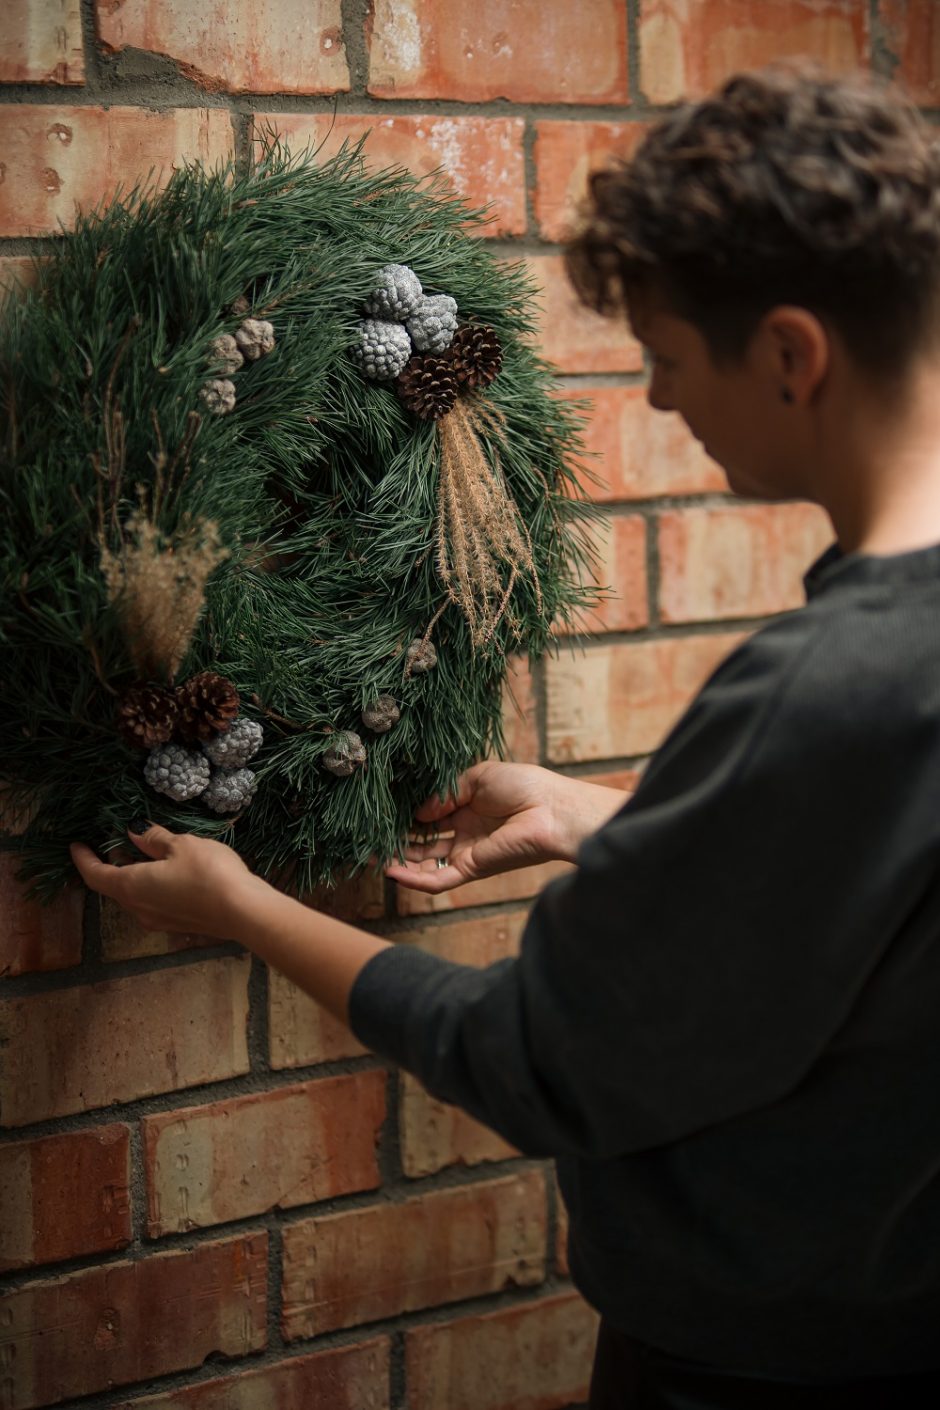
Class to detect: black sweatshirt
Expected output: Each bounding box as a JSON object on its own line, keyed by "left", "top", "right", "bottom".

{"left": 350, "top": 541, "right": 940, "bottom": 1378}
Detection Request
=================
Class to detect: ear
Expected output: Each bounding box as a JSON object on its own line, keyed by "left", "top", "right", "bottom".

{"left": 758, "top": 306, "right": 830, "bottom": 403}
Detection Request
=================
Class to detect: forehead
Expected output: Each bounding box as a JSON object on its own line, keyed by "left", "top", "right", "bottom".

{"left": 625, "top": 287, "right": 690, "bottom": 347}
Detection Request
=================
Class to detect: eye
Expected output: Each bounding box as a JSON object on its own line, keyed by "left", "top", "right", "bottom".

{"left": 652, "top": 353, "right": 677, "bottom": 372}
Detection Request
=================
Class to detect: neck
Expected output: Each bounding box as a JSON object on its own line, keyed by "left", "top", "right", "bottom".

{"left": 818, "top": 356, "right": 940, "bottom": 556}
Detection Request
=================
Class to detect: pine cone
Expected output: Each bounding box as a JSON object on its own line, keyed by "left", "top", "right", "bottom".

{"left": 405, "top": 638, "right": 438, "bottom": 675}
{"left": 200, "top": 378, "right": 236, "bottom": 415}
{"left": 117, "top": 683, "right": 179, "bottom": 751}
{"left": 361, "top": 695, "right": 400, "bottom": 733}
{"left": 406, "top": 294, "right": 458, "bottom": 353}
{"left": 144, "top": 744, "right": 210, "bottom": 802}
{"left": 202, "top": 767, "right": 258, "bottom": 814}
{"left": 350, "top": 318, "right": 413, "bottom": 381}
{"left": 323, "top": 731, "right": 367, "bottom": 777}
{"left": 363, "top": 264, "right": 423, "bottom": 320}
{"left": 175, "top": 671, "right": 240, "bottom": 743}
{"left": 449, "top": 324, "right": 503, "bottom": 390}
{"left": 234, "top": 317, "right": 275, "bottom": 361}
{"left": 207, "top": 333, "right": 244, "bottom": 375}
{"left": 203, "top": 716, "right": 263, "bottom": 767}
{"left": 396, "top": 353, "right": 458, "bottom": 421}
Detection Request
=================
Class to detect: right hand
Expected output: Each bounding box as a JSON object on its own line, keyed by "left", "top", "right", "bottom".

{"left": 386, "top": 761, "right": 630, "bottom": 894}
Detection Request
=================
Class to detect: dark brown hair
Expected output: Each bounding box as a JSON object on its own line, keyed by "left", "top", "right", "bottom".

{"left": 565, "top": 66, "right": 940, "bottom": 374}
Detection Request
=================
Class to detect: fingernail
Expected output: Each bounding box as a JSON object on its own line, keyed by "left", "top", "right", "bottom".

{"left": 128, "top": 816, "right": 151, "bottom": 835}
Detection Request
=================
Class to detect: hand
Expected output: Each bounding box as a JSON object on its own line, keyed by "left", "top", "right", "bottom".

{"left": 386, "top": 761, "right": 630, "bottom": 894}
{"left": 69, "top": 825, "right": 271, "bottom": 942}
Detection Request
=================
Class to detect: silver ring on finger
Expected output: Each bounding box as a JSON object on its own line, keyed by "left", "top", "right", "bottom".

{"left": 435, "top": 856, "right": 448, "bottom": 869}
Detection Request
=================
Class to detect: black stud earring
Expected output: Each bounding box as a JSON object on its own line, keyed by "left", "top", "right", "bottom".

{"left": 781, "top": 387, "right": 794, "bottom": 404}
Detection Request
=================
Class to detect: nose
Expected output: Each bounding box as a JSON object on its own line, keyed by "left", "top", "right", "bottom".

{"left": 647, "top": 366, "right": 675, "bottom": 413}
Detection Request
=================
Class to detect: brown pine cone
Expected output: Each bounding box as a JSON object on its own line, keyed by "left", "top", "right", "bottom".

{"left": 448, "top": 324, "right": 502, "bottom": 390}
{"left": 175, "top": 671, "right": 240, "bottom": 743}
{"left": 396, "top": 353, "right": 458, "bottom": 421}
{"left": 116, "top": 683, "right": 179, "bottom": 751}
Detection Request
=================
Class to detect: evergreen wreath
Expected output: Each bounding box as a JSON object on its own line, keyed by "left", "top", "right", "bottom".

{"left": 0, "top": 139, "right": 600, "bottom": 898}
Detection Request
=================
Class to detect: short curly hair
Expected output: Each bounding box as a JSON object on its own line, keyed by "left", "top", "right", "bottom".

{"left": 565, "top": 66, "right": 940, "bottom": 374}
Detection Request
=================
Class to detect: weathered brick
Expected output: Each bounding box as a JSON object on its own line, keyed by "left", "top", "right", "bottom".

{"left": 564, "top": 385, "right": 728, "bottom": 502}
{"left": 640, "top": 0, "right": 869, "bottom": 105}
{"left": 367, "top": 0, "right": 628, "bottom": 104}
{"left": 0, "top": 105, "right": 233, "bottom": 238}
{"left": 517, "top": 255, "right": 643, "bottom": 373}
{"left": 0, "top": 1233, "right": 267, "bottom": 1410}
{"left": 879, "top": 0, "right": 940, "bottom": 103}
{"left": 534, "top": 120, "right": 649, "bottom": 242}
{"left": 0, "top": 955, "right": 250, "bottom": 1126}
{"left": 0, "top": 854, "right": 83, "bottom": 977}
{"left": 112, "top": 1339, "right": 391, "bottom": 1410}
{"left": 400, "top": 1073, "right": 517, "bottom": 1177}
{"left": 395, "top": 859, "right": 572, "bottom": 916}
{"left": 282, "top": 1170, "right": 546, "bottom": 1337}
{"left": 394, "top": 908, "right": 528, "bottom": 961}
{"left": 546, "top": 632, "right": 747, "bottom": 764}
{"left": 252, "top": 112, "right": 526, "bottom": 237}
{"left": 405, "top": 1291, "right": 600, "bottom": 1410}
{"left": 268, "top": 964, "right": 368, "bottom": 1068}
{"left": 556, "top": 1174, "right": 571, "bottom": 1276}
{"left": 0, "top": 1, "right": 84, "bottom": 84}
{"left": 301, "top": 869, "right": 386, "bottom": 924}
{"left": 96, "top": 0, "right": 348, "bottom": 94}
{"left": 558, "top": 512, "right": 649, "bottom": 635}
{"left": 658, "top": 503, "right": 831, "bottom": 624}
{"left": 499, "top": 654, "right": 538, "bottom": 764}
{"left": 143, "top": 1072, "right": 386, "bottom": 1236}
{"left": 99, "top": 899, "right": 220, "bottom": 962}
{"left": 0, "top": 1125, "right": 131, "bottom": 1273}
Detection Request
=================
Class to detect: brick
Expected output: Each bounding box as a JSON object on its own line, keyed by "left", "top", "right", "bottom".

{"left": 394, "top": 909, "right": 528, "bottom": 961}
{"left": 268, "top": 964, "right": 368, "bottom": 1068}
{"left": 657, "top": 503, "right": 832, "bottom": 624}
{"left": 0, "top": 955, "right": 250, "bottom": 1127}
{"left": 0, "top": 1233, "right": 267, "bottom": 1409}
{"left": 546, "top": 632, "right": 747, "bottom": 764}
{"left": 879, "top": 0, "right": 940, "bottom": 103}
{"left": 113, "top": 1339, "right": 391, "bottom": 1410}
{"left": 253, "top": 113, "right": 525, "bottom": 238}
{"left": 400, "top": 1073, "right": 517, "bottom": 1177}
{"left": 640, "top": 0, "right": 870, "bottom": 106}
{"left": 517, "top": 255, "right": 643, "bottom": 373}
{"left": 0, "top": 2, "right": 84, "bottom": 84}
{"left": 499, "top": 654, "right": 538, "bottom": 763}
{"left": 367, "top": 0, "right": 628, "bottom": 104}
{"left": 0, "top": 257, "right": 42, "bottom": 303}
{"left": 396, "top": 859, "right": 572, "bottom": 916}
{"left": 99, "top": 899, "right": 220, "bottom": 961}
{"left": 0, "top": 1125, "right": 131, "bottom": 1273}
{"left": 405, "top": 1290, "right": 599, "bottom": 1410}
{"left": 558, "top": 512, "right": 649, "bottom": 635}
{"left": 534, "top": 121, "right": 649, "bottom": 243}
{"left": 282, "top": 1169, "right": 546, "bottom": 1337}
{"left": 96, "top": 0, "right": 348, "bottom": 94}
{"left": 301, "top": 869, "right": 386, "bottom": 924}
{"left": 0, "top": 854, "right": 83, "bottom": 977}
{"left": 556, "top": 1175, "right": 570, "bottom": 1276}
{"left": 143, "top": 1072, "right": 386, "bottom": 1236}
{"left": 564, "top": 385, "right": 728, "bottom": 502}
{"left": 0, "top": 105, "right": 233, "bottom": 238}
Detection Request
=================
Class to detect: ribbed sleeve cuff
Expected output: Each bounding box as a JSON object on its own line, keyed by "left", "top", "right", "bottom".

{"left": 347, "top": 942, "right": 451, "bottom": 1069}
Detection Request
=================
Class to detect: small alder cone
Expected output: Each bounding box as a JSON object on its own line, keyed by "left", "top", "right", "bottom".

{"left": 361, "top": 695, "right": 400, "bottom": 733}
{"left": 175, "top": 671, "right": 240, "bottom": 743}
{"left": 207, "top": 333, "right": 244, "bottom": 375}
{"left": 397, "top": 353, "right": 458, "bottom": 421}
{"left": 449, "top": 324, "right": 502, "bottom": 390}
{"left": 235, "top": 317, "right": 275, "bottom": 361}
{"left": 200, "top": 378, "right": 236, "bottom": 415}
{"left": 405, "top": 638, "right": 437, "bottom": 675}
{"left": 323, "top": 731, "right": 367, "bottom": 777}
{"left": 116, "top": 682, "right": 179, "bottom": 751}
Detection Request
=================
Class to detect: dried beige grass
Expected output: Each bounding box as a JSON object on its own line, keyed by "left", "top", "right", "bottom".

{"left": 100, "top": 510, "right": 228, "bottom": 683}
{"left": 436, "top": 398, "right": 541, "bottom": 649}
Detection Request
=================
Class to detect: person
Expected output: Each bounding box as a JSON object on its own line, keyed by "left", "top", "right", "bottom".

{"left": 71, "top": 65, "right": 940, "bottom": 1408}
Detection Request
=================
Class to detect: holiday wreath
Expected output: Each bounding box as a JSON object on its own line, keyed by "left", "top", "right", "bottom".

{"left": 0, "top": 140, "right": 599, "bottom": 898}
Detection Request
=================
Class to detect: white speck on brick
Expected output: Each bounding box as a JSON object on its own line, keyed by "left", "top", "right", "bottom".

{"left": 374, "top": 0, "right": 423, "bottom": 83}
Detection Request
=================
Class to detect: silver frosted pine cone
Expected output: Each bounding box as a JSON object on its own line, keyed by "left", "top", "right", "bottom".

{"left": 207, "top": 333, "right": 244, "bottom": 375}
{"left": 361, "top": 695, "right": 400, "bottom": 733}
{"left": 144, "top": 744, "right": 210, "bottom": 802}
{"left": 323, "top": 731, "right": 367, "bottom": 777}
{"left": 350, "top": 319, "right": 412, "bottom": 381}
{"left": 406, "top": 294, "right": 458, "bottom": 353}
{"left": 405, "top": 638, "right": 437, "bottom": 675}
{"left": 202, "top": 767, "right": 258, "bottom": 814}
{"left": 203, "top": 716, "right": 263, "bottom": 768}
{"left": 200, "top": 378, "right": 236, "bottom": 415}
{"left": 363, "top": 263, "right": 423, "bottom": 320}
{"left": 234, "top": 317, "right": 275, "bottom": 361}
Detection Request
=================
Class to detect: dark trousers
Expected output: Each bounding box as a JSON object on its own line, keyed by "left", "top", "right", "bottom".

{"left": 588, "top": 1320, "right": 940, "bottom": 1410}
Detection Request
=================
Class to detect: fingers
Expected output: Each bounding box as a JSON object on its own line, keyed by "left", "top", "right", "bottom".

{"left": 412, "top": 765, "right": 486, "bottom": 823}
{"left": 384, "top": 858, "right": 467, "bottom": 894}
{"left": 127, "top": 823, "right": 177, "bottom": 860}
{"left": 401, "top": 832, "right": 454, "bottom": 863}
{"left": 69, "top": 842, "right": 126, "bottom": 898}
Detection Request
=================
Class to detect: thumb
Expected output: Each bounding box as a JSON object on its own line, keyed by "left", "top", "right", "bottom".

{"left": 127, "top": 821, "right": 177, "bottom": 859}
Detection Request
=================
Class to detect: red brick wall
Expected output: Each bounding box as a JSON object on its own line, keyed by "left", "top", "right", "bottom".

{"left": 0, "top": 3, "right": 935, "bottom": 1407}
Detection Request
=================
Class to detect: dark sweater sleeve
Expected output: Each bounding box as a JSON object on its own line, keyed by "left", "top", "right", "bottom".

{"left": 350, "top": 606, "right": 940, "bottom": 1157}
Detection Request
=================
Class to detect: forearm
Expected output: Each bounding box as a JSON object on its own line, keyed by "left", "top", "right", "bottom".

{"left": 235, "top": 879, "right": 390, "bottom": 1025}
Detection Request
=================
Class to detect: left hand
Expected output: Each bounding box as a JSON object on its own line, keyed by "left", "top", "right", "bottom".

{"left": 70, "top": 824, "right": 271, "bottom": 941}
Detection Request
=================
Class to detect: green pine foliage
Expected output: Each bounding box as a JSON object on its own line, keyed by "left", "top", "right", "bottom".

{"left": 0, "top": 139, "right": 601, "bottom": 898}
